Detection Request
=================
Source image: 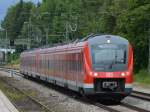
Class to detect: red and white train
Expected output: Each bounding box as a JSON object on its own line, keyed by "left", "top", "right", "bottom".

{"left": 20, "top": 34, "right": 133, "bottom": 101}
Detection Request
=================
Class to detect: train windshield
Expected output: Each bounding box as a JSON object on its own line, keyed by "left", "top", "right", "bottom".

{"left": 91, "top": 44, "right": 128, "bottom": 72}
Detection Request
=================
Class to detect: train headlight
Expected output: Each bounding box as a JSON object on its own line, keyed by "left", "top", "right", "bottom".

{"left": 94, "top": 73, "right": 98, "bottom": 77}
{"left": 121, "top": 72, "right": 125, "bottom": 77}
{"left": 107, "top": 39, "right": 110, "bottom": 43}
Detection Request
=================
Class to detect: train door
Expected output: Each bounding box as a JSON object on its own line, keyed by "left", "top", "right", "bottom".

{"left": 75, "top": 52, "right": 78, "bottom": 88}
{"left": 64, "top": 52, "right": 69, "bottom": 87}
{"left": 36, "top": 52, "right": 39, "bottom": 75}
{"left": 45, "top": 54, "right": 47, "bottom": 77}
{"left": 59, "top": 53, "right": 63, "bottom": 85}
{"left": 76, "top": 51, "right": 84, "bottom": 88}
{"left": 74, "top": 50, "right": 83, "bottom": 89}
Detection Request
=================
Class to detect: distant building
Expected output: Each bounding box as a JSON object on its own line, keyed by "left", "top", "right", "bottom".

{"left": 0, "top": 48, "right": 15, "bottom": 54}
{"left": 0, "top": 48, "right": 15, "bottom": 64}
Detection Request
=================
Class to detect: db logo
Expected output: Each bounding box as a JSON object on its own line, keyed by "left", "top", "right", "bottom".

{"left": 106, "top": 72, "right": 113, "bottom": 77}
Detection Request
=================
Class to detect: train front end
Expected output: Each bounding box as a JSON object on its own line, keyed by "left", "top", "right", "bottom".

{"left": 83, "top": 35, "right": 133, "bottom": 100}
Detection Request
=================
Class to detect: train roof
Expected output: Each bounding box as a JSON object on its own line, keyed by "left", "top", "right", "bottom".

{"left": 21, "top": 34, "right": 129, "bottom": 56}
{"left": 88, "top": 34, "right": 128, "bottom": 45}
{"left": 21, "top": 41, "right": 86, "bottom": 56}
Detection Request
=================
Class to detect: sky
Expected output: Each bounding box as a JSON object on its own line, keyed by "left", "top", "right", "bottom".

{"left": 0, "top": 0, "right": 41, "bottom": 22}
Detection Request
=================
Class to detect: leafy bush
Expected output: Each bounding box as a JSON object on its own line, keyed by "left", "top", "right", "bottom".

{"left": 134, "top": 69, "right": 150, "bottom": 84}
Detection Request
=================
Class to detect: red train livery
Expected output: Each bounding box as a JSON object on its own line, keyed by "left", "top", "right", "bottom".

{"left": 20, "top": 34, "right": 133, "bottom": 101}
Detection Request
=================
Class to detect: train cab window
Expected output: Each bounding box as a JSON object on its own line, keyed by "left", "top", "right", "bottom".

{"left": 91, "top": 44, "right": 128, "bottom": 72}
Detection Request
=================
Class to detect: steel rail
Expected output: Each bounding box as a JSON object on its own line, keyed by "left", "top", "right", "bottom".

{"left": 121, "top": 102, "right": 150, "bottom": 112}
{"left": 131, "top": 91, "right": 150, "bottom": 102}
{"left": 77, "top": 97, "right": 121, "bottom": 112}
{"left": 1, "top": 78, "right": 54, "bottom": 112}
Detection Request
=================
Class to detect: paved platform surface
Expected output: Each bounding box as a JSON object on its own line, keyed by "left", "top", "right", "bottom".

{"left": 0, "top": 90, "right": 19, "bottom": 112}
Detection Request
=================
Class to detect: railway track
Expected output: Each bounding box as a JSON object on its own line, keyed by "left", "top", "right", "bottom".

{"left": 94, "top": 101, "right": 149, "bottom": 112}
{"left": 120, "top": 102, "right": 149, "bottom": 112}
{"left": 0, "top": 77, "right": 54, "bottom": 112}
{"left": 75, "top": 97, "right": 121, "bottom": 112}
{"left": 131, "top": 90, "right": 150, "bottom": 102}
{"left": 0, "top": 67, "right": 150, "bottom": 112}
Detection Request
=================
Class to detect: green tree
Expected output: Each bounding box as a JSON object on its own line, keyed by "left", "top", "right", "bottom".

{"left": 1, "top": 0, "right": 34, "bottom": 46}
{"left": 116, "top": 3, "right": 150, "bottom": 71}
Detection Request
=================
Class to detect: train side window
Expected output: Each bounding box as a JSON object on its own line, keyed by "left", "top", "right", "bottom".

{"left": 70, "top": 58, "right": 72, "bottom": 71}
{"left": 56, "top": 55, "right": 60, "bottom": 71}
{"left": 48, "top": 59, "right": 50, "bottom": 69}
{"left": 45, "top": 56, "right": 46, "bottom": 69}
{"left": 48, "top": 57, "right": 49, "bottom": 69}
{"left": 73, "top": 54, "right": 75, "bottom": 71}
{"left": 51, "top": 56, "right": 53, "bottom": 70}
{"left": 64, "top": 60, "right": 66, "bottom": 72}
{"left": 42, "top": 55, "right": 44, "bottom": 68}
{"left": 41, "top": 56, "right": 42, "bottom": 68}
{"left": 76, "top": 54, "right": 78, "bottom": 71}
{"left": 47, "top": 56, "right": 48, "bottom": 69}
{"left": 54, "top": 55, "right": 56, "bottom": 71}
{"left": 56, "top": 55, "right": 57, "bottom": 71}
{"left": 45, "top": 55, "right": 47, "bottom": 69}
{"left": 40, "top": 58, "right": 41, "bottom": 69}
{"left": 66, "top": 54, "right": 68, "bottom": 72}
{"left": 43, "top": 56, "right": 45, "bottom": 68}
{"left": 40, "top": 57, "right": 42, "bottom": 68}
{"left": 44, "top": 55, "right": 48, "bottom": 69}
{"left": 46, "top": 56, "right": 47, "bottom": 69}
{"left": 43, "top": 56, "right": 44, "bottom": 68}
{"left": 40, "top": 57, "right": 41, "bottom": 68}
{"left": 78, "top": 53, "right": 82, "bottom": 72}
{"left": 59, "top": 58, "right": 62, "bottom": 72}
{"left": 49, "top": 55, "right": 51, "bottom": 69}
{"left": 50, "top": 59, "right": 52, "bottom": 70}
{"left": 50, "top": 58, "right": 52, "bottom": 70}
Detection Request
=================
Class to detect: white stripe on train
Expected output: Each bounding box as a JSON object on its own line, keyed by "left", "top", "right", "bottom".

{"left": 22, "top": 70, "right": 132, "bottom": 89}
